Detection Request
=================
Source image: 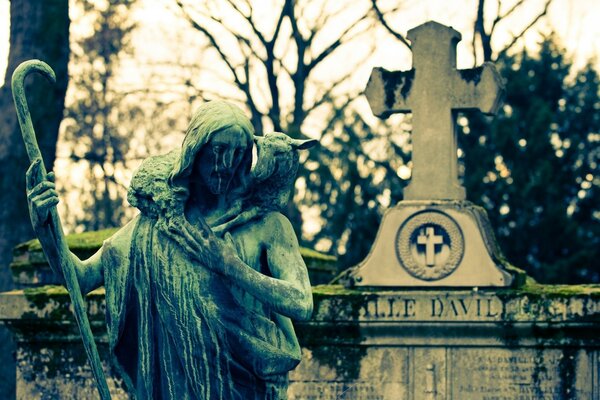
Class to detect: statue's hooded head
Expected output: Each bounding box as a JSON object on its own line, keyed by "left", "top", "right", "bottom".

{"left": 169, "top": 100, "right": 254, "bottom": 202}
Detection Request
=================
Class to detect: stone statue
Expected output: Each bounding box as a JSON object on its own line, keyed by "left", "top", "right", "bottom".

{"left": 26, "top": 99, "right": 315, "bottom": 399}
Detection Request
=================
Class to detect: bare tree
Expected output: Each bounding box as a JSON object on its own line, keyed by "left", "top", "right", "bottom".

{"left": 472, "top": 0, "right": 553, "bottom": 62}
{"left": 170, "top": 0, "right": 393, "bottom": 238}
{"left": 172, "top": 0, "right": 377, "bottom": 137}
{"left": 58, "top": 0, "right": 137, "bottom": 232}
{"left": 371, "top": 0, "right": 554, "bottom": 63}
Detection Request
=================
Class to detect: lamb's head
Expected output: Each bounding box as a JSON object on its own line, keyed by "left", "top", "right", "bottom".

{"left": 252, "top": 132, "right": 318, "bottom": 183}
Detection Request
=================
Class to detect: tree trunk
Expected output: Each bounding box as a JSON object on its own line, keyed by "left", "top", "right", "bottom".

{"left": 0, "top": 1, "right": 69, "bottom": 397}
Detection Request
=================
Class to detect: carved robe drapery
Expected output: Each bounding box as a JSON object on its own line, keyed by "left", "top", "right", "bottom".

{"left": 99, "top": 149, "right": 301, "bottom": 399}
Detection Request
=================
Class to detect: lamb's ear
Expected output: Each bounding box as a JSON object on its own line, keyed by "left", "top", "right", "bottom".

{"left": 290, "top": 138, "right": 319, "bottom": 150}
{"left": 253, "top": 135, "right": 263, "bottom": 145}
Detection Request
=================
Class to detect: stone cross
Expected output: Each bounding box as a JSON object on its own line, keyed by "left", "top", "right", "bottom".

{"left": 365, "top": 21, "right": 504, "bottom": 200}
{"left": 417, "top": 227, "right": 443, "bottom": 266}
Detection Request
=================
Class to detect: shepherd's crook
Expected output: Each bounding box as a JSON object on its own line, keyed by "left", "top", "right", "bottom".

{"left": 12, "top": 60, "right": 112, "bottom": 400}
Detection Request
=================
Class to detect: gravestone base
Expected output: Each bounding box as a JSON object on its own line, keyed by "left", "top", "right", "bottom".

{"left": 1, "top": 233, "right": 598, "bottom": 399}
{"left": 0, "top": 284, "right": 599, "bottom": 399}
{"left": 0, "top": 288, "right": 128, "bottom": 399}
{"left": 290, "top": 285, "right": 600, "bottom": 400}
{"left": 350, "top": 200, "right": 513, "bottom": 287}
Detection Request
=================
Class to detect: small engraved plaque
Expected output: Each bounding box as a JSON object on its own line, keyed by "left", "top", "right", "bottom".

{"left": 396, "top": 210, "right": 464, "bottom": 280}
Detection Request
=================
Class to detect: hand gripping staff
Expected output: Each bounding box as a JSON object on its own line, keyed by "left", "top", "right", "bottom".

{"left": 12, "top": 60, "right": 111, "bottom": 400}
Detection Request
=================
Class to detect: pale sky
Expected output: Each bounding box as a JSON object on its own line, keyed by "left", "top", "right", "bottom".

{"left": 1, "top": 0, "right": 600, "bottom": 84}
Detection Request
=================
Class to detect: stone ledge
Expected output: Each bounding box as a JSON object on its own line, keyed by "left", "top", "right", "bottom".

{"left": 1, "top": 284, "right": 599, "bottom": 399}
{"left": 2, "top": 283, "right": 599, "bottom": 326}
{"left": 310, "top": 284, "right": 600, "bottom": 323}
{"left": 11, "top": 229, "right": 337, "bottom": 286}
{"left": 0, "top": 287, "right": 107, "bottom": 341}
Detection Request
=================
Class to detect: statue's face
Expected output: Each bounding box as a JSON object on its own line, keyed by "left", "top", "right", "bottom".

{"left": 193, "top": 127, "right": 250, "bottom": 195}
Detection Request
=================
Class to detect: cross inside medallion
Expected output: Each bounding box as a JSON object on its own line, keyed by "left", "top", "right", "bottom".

{"left": 416, "top": 226, "right": 444, "bottom": 266}
{"left": 365, "top": 21, "right": 505, "bottom": 200}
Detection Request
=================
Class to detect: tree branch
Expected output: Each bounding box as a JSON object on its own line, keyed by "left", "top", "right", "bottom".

{"left": 306, "top": 12, "right": 374, "bottom": 73}
{"left": 226, "top": 0, "right": 268, "bottom": 47}
{"left": 174, "top": 1, "right": 246, "bottom": 89}
{"left": 305, "top": 44, "right": 374, "bottom": 115}
{"left": 498, "top": 0, "right": 525, "bottom": 21}
{"left": 175, "top": 0, "right": 266, "bottom": 127}
{"left": 497, "top": 0, "right": 552, "bottom": 60}
{"left": 371, "top": 0, "right": 410, "bottom": 49}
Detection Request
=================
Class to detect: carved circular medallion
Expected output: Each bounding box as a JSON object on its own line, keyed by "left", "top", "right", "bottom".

{"left": 395, "top": 210, "right": 464, "bottom": 281}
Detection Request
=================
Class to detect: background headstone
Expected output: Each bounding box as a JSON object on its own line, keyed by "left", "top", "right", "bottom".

{"left": 352, "top": 21, "right": 512, "bottom": 287}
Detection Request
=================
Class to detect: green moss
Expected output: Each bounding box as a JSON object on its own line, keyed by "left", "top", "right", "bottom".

{"left": 10, "top": 261, "right": 39, "bottom": 282}
{"left": 24, "top": 285, "right": 69, "bottom": 308}
{"left": 312, "top": 284, "right": 366, "bottom": 297}
{"left": 312, "top": 284, "right": 421, "bottom": 297}
{"left": 299, "top": 247, "right": 336, "bottom": 263}
{"left": 299, "top": 285, "right": 371, "bottom": 379}
{"left": 503, "top": 263, "right": 531, "bottom": 288}
{"left": 299, "top": 247, "right": 337, "bottom": 274}
{"left": 20, "top": 228, "right": 119, "bottom": 253}
{"left": 9, "top": 260, "right": 39, "bottom": 272}
{"left": 499, "top": 282, "right": 600, "bottom": 299}
{"left": 16, "top": 228, "right": 331, "bottom": 265}
{"left": 314, "top": 283, "right": 600, "bottom": 299}
{"left": 22, "top": 285, "right": 106, "bottom": 324}
{"left": 23, "top": 285, "right": 72, "bottom": 321}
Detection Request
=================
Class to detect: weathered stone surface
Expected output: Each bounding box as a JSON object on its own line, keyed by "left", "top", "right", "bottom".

{"left": 288, "top": 347, "right": 409, "bottom": 399}
{"left": 449, "top": 348, "right": 592, "bottom": 399}
{"left": 350, "top": 200, "right": 513, "bottom": 287}
{"left": 288, "top": 285, "right": 600, "bottom": 400}
{"left": 0, "top": 287, "right": 123, "bottom": 399}
{"left": 2, "top": 284, "right": 599, "bottom": 398}
{"left": 16, "top": 345, "right": 128, "bottom": 400}
{"left": 365, "top": 21, "right": 504, "bottom": 201}
{"left": 359, "top": 21, "right": 510, "bottom": 288}
{"left": 11, "top": 229, "right": 336, "bottom": 288}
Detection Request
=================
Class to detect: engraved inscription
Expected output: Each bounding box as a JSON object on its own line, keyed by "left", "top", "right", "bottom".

{"left": 358, "top": 294, "right": 502, "bottom": 322}
{"left": 451, "top": 349, "right": 593, "bottom": 400}
{"left": 288, "top": 382, "right": 404, "bottom": 400}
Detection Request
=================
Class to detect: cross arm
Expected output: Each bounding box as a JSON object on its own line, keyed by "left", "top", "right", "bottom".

{"left": 451, "top": 63, "right": 505, "bottom": 115}
{"left": 364, "top": 67, "right": 415, "bottom": 118}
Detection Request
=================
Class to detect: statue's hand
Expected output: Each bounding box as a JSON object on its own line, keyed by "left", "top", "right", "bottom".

{"left": 166, "top": 215, "right": 240, "bottom": 273}
{"left": 26, "top": 159, "right": 59, "bottom": 230}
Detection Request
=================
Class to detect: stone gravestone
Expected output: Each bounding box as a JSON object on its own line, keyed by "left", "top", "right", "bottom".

{"left": 352, "top": 21, "right": 512, "bottom": 287}
{"left": 286, "top": 21, "right": 600, "bottom": 400}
